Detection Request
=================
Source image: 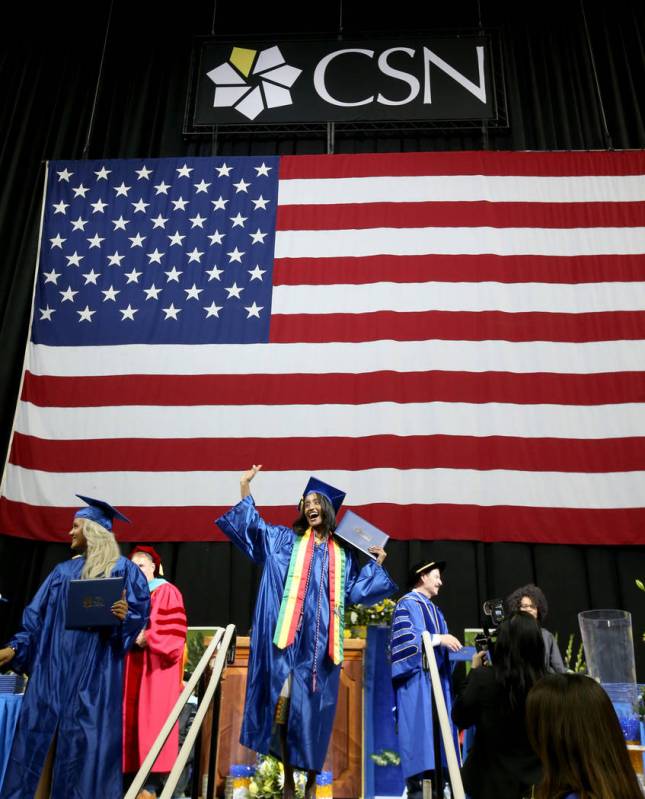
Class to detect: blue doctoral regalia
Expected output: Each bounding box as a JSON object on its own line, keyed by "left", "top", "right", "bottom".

{"left": 390, "top": 591, "right": 459, "bottom": 779}
{"left": 0, "top": 556, "right": 150, "bottom": 799}
{"left": 216, "top": 496, "right": 397, "bottom": 772}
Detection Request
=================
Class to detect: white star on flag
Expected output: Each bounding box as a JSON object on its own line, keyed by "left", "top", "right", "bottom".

{"left": 162, "top": 303, "right": 182, "bottom": 319}
{"left": 77, "top": 305, "right": 96, "bottom": 322}
{"left": 39, "top": 306, "right": 55, "bottom": 320}
{"left": 205, "top": 265, "right": 224, "bottom": 281}
{"left": 225, "top": 282, "right": 243, "bottom": 298}
{"left": 144, "top": 284, "right": 162, "bottom": 300}
{"left": 120, "top": 305, "right": 138, "bottom": 320}
{"left": 107, "top": 252, "right": 125, "bottom": 266}
{"left": 101, "top": 286, "right": 120, "bottom": 301}
{"left": 204, "top": 302, "right": 222, "bottom": 317}
{"left": 112, "top": 216, "right": 129, "bottom": 231}
{"left": 184, "top": 284, "right": 203, "bottom": 300}
{"left": 65, "top": 252, "right": 84, "bottom": 267}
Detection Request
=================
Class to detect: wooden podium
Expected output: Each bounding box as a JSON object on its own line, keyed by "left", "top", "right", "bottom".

{"left": 212, "top": 636, "right": 365, "bottom": 797}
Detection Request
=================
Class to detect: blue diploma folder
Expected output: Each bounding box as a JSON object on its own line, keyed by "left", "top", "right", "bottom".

{"left": 66, "top": 577, "right": 124, "bottom": 628}
{"left": 334, "top": 509, "right": 389, "bottom": 559}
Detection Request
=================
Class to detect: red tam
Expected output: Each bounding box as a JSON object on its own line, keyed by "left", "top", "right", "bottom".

{"left": 130, "top": 545, "right": 162, "bottom": 576}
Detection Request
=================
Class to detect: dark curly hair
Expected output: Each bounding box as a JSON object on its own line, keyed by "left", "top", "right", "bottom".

{"left": 505, "top": 584, "right": 548, "bottom": 624}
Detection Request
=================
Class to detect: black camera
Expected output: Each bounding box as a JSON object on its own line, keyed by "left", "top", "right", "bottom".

{"left": 474, "top": 598, "right": 506, "bottom": 656}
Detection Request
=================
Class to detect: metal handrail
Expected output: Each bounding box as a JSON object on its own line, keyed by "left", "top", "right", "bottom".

{"left": 124, "top": 623, "right": 236, "bottom": 799}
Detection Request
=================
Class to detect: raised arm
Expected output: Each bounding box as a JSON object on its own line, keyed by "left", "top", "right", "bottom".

{"left": 217, "top": 466, "right": 291, "bottom": 564}
{"left": 240, "top": 464, "right": 262, "bottom": 499}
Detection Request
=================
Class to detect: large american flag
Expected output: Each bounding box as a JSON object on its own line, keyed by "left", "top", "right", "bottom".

{"left": 2, "top": 150, "right": 645, "bottom": 544}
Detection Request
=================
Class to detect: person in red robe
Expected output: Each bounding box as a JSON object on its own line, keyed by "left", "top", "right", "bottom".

{"left": 122, "top": 545, "right": 187, "bottom": 797}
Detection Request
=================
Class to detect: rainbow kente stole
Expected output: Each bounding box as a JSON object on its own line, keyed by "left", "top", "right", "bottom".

{"left": 273, "top": 528, "right": 346, "bottom": 665}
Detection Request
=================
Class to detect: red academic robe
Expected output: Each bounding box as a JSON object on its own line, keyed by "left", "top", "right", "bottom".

{"left": 123, "top": 579, "right": 187, "bottom": 773}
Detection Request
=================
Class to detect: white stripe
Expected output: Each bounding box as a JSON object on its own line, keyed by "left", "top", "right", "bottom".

{"left": 5, "top": 465, "right": 645, "bottom": 509}
{"left": 274, "top": 226, "right": 645, "bottom": 258}
{"left": 15, "top": 400, "right": 645, "bottom": 440}
{"left": 27, "top": 340, "right": 645, "bottom": 377}
{"left": 278, "top": 174, "right": 645, "bottom": 205}
{"left": 272, "top": 281, "right": 645, "bottom": 314}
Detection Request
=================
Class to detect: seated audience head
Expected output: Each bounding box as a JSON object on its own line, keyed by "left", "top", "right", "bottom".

{"left": 505, "top": 583, "right": 548, "bottom": 624}
{"left": 526, "top": 672, "right": 643, "bottom": 799}
{"left": 491, "top": 611, "right": 546, "bottom": 711}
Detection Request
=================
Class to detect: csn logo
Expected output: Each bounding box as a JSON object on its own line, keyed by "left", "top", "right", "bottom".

{"left": 206, "top": 46, "right": 302, "bottom": 120}
{"left": 206, "top": 43, "right": 487, "bottom": 121}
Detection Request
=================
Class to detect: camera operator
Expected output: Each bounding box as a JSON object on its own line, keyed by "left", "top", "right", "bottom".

{"left": 451, "top": 612, "right": 546, "bottom": 799}
{"left": 505, "top": 584, "right": 566, "bottom": 674}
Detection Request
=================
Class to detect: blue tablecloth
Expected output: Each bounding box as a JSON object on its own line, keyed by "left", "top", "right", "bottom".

{"left": 0, "top": 694, "right": 22, "bottom": 790}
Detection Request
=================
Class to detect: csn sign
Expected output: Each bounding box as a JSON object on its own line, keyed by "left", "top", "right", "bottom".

{"left": 191, "top": 35, "right": 498, "bottom": 125}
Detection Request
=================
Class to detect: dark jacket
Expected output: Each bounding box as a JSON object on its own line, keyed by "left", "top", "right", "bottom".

{"left": 451, "top": 666, "right": 541, "bottom": 799}
{"left": 542, "top": 627, "right": 566, "bottom": 673}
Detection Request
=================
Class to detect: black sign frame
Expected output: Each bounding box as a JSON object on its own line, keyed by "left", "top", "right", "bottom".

{"left": 183, "top": 30, "right": 508, "bottom": 137}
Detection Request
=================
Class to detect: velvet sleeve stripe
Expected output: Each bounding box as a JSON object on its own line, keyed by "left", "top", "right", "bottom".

{"left": 391, "top": 644, "right": 418, "bottom": 663}
{"left": 155, "top": 606, "right": 187, "bottom": 617}
{"left": 391, "top": 631, "right": 415, "bottom": 647}
{"left": 155, "top": 613, "right": 187, "bottom": 625}
{"left": 153, "top": 625, "right": 187, "bottom": 638}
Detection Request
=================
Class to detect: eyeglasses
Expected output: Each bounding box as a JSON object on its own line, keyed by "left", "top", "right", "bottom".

{"left": 519, "top": 603, "right": 537, "bottom": 610}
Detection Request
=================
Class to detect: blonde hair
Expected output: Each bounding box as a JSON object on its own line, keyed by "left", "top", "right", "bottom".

{"left": 80, "top": 518, "right": 121, "bottom": 579}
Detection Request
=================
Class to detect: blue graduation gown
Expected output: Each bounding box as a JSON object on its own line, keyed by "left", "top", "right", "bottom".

{"left": 390, "top": 591, "right": 459, "bottom": 779}
{"left": 0, "top": 556, "right": 150, "bottom": 799}
{"left": 216, "top": 496, "right": 397, "bottom": 772}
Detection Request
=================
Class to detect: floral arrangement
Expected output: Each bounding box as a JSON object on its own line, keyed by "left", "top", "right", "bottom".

{"left": 345, "top": 598, "right": 396, "bottom": 628}
{"left": 636, "top": 579, "right": 645, "bottom": 642}
{"left": 249, "top": 755, "right": 306, "bottom": 799}
{"left": 561, "top": 632, "right": 586, "bottom": 673}
{"left": 635, "top": 686, "right": 645, "bottom": 721}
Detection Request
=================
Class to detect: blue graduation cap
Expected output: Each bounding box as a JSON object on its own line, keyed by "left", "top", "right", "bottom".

{"left": 300, "top": 477, "right": 346, "bottom": 514}
{"left": 74, "top": 495, "right": 131, "bottom": 531}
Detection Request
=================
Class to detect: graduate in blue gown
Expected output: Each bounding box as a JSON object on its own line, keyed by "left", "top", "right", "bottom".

{"left": 390, "top": 559, "right": 462, "bottom": 799}
{"left": 0, "top": 496, "right": 150, "bottom": 799}
{"left": 216, "top": 466, "right": 396, "bottom": 799}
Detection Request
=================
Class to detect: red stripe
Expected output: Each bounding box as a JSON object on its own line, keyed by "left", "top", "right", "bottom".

{"left": 269, "top": 311, "right": 645, "bottom": 344}
{"left": 21, "top": 371, "right": 645, "bottom": 407}
{"left": 11, "top": 433, "right": 645, "bottom": 473}
{"left": 279, "top": 151, "right": 645, "bottom": 179}
{"left": 276, "top": 201, "right": 645, "bottom": 231}
{"left": 272, "top": 254, "right": 645, "bottom": 286}
{"left": 2, "top": 498, "right": 644, "bottom": 545}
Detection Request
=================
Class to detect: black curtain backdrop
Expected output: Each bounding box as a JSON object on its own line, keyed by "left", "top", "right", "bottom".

{"left": 1, "top": 0, "right": 645, "bottom": 675}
